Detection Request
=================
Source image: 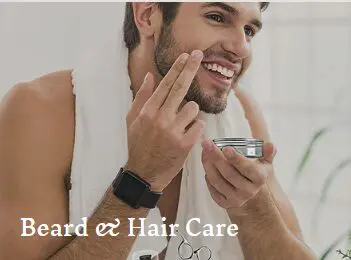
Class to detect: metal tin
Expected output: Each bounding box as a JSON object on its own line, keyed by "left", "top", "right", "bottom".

{"left": 213, "top": 138, "right": 264, "bottom": 158}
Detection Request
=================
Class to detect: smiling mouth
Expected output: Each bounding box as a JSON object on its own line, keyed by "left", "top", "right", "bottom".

{"left": 201, "top": 62, "right": 235, "bottom": 81}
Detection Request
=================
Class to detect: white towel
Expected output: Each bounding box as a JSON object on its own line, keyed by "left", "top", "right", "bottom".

{"left": 70, "top": 3, "right": 249, "bottom": 259}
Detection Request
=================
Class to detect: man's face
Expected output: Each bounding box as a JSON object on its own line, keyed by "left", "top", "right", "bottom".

{"left": 154, "top": 3, "right": 263, "bottom": 114}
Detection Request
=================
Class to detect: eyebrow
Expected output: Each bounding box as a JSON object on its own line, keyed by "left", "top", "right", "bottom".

{"left": 202, "top": 2, "right": 263, "bottom": 30}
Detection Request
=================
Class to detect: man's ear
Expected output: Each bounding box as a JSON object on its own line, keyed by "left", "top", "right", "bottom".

{"left": 132, "top": 3, "right": 159, "bottom": 40}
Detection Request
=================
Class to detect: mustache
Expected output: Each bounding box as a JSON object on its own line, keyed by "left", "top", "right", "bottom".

{"left": 202, "top": 49, "right": 240, "bottom": 64}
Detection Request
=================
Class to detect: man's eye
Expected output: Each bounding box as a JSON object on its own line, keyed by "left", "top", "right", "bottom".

{"left": 207, "top": 14, "right": 225, "bottom": 23}
{"left": 244, "top": 25, "right": 256, "bottom": 37}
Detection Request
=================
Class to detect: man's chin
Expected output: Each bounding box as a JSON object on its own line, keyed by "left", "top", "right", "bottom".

{"left": 184, "top": 95, "right": 227, "bottom": 115}
{"left": 203, "top": 102, "right": 227, "bottom": 115}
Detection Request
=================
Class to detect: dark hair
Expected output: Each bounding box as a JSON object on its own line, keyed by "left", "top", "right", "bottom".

{"left": 123, "top": 2, "right": 269, "bottom": 52}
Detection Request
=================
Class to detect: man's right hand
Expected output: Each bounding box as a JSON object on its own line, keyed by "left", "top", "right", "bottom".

{"left": 125, "top": 50, "right": 204, "bottom": 192}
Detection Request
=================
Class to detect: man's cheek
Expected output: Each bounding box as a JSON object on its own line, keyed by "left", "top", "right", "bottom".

{"left": 241, "top": 55, "right": 252, "bottom": 75}
{"left": 233, "top": 55, "right": 252, "bottom": 89}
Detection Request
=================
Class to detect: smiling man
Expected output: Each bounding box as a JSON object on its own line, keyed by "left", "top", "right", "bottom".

{"left": 0, "top": 2, "right": 316, "bottom": 260}
{"left": 131, "top": 2, "right": 260, "bottom": 115}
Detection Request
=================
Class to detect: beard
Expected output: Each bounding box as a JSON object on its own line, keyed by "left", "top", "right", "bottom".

{"left": 154, "top": 24, "right": 229, "bottom": 114}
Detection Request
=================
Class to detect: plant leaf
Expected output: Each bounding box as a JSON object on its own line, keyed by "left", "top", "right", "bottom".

{"left": 293, "top": 127, "right": 330, "bottom": 185}
{"left": 311, "top": 158, "right": 351, "bottom": 234}
{"left": 320, "top": 158, "right": 351, "bottom": 204}
{"left": 320, "top": 229, "right": 351, "bottom": 260}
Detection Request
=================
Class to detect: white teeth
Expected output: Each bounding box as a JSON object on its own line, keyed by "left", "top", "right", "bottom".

{"left": 203, "top": 63, "right": 234, "bottom": 78}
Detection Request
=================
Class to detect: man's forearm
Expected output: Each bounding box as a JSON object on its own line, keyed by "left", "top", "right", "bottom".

{"left": 227, "top": 185, "right": 316, "bottom": 260}
{"left": 49, "top": 187, "right": 149, "bottom": 260}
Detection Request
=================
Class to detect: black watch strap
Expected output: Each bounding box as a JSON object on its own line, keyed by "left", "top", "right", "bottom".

{"left": 138, "top": 189, "right": 163, "bottom": 208}
{"left": 112, "top": 168, "right": 163, "bottom": 209}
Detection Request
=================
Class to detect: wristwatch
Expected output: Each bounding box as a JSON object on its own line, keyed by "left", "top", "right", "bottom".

{"left": 112, "top": 168, "right": 163, "bottom": 209}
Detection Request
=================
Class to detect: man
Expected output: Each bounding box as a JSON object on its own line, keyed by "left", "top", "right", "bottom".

{"left": 0, "top": 2, "right": 316, "bottom": 260}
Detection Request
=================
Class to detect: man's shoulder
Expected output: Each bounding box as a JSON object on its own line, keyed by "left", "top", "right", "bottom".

{"left": 27, "top": 69, "right": 74, "bottom": 103}
{"left": 2, "top": 70, "right": 75, "bottom": 115}
{"left": 0, "top": 70, "right": 76, "bottom": 161}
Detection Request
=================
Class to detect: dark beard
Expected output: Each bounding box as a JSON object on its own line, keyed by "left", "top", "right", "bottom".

{"left": 154, "top": 24, "right": 227, "bottom": 114}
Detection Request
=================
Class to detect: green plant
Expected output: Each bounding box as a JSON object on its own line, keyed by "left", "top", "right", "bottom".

{"left": 310, "top": 158, "right": 351, "bottom": 235}
{"left": 336, "top": 249, "right": 351, "bottom": 259}
{"left": 291, "top": 127, "right": 330, "bottom": 189}
{"left": 318, "top": 229, "right": 351, "bottom": 260}
{"left": 293, "top": 125, "right": 351, "bottom": 260}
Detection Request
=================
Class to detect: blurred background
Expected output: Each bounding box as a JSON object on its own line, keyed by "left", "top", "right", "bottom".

{"left": 0, "top": 2, "right": 350, "bottom": 260}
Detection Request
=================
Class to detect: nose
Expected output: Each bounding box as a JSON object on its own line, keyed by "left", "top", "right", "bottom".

{"left": 221, "top": 27, "right": 251, "bottom": 59}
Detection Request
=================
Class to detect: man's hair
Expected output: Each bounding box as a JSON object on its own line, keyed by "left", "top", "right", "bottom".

{"left": 123, "top": 2, "right": 269, "bottom": 52}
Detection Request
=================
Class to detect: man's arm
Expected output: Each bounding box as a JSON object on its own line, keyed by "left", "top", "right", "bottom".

{"left": 230, "top": 87, "right": 312, "bottom": 258}
{"left": 203, "top": 142, "right": 316, "bottom": 260}
{"left": 0, "top": 74, "right": 75, "bottom": 259}
{"left": 203, "top": 144, "right": 315, "bottom": 259}
{"left": 0, "top": 76, "right": 149, "bottom": 259}
{"left": 1, "top": 50, "right": 205, "bottom": 259}
{"left": 228, "top": 184, "right": 315, "bottom": 260}
{"left": 202, "top": 87, "right": 316, "bottom": 260}
{"left": 230, "top": 87, "right": 314, "bottom": 258}
{"left": 267, "top": 173, "right": 304, "bottom": 240}
{"left": 49, "top": 188, "right": 150, "bottom": 259}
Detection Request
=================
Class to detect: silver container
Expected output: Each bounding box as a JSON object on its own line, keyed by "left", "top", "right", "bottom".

{"left": 213, "top": 138, "right": 264, "bottom": 158}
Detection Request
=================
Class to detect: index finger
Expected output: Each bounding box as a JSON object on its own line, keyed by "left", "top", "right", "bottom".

{"left": 162, "top": 50, "right": 203, "bottom": 112}
{"left": 233, "top": 87, "right": 270, "bottom": 142}
{"left": 145, "top": 53, "right": 190, "bottom": 112}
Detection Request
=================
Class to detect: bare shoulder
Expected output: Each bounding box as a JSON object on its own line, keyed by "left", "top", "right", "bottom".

{"left": 2, "top": 69, "right": 75, "bottom": 111}
{"left": 0, "top": 69, "right": 76, "bottom": 179}
{"left": 15, "top": 69, "right": 75, "bottom": 107}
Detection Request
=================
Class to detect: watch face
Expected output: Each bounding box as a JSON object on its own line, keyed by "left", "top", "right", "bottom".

{"left": 116, "top": 172, "right": 148, "bottom": 208}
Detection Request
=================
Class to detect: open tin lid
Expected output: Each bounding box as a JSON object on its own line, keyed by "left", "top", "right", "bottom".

{"left": 213, "top": 138, "right": 263, "bottom": 147}
{"left": 212, "top": 138, "right": 264, "bottom": 158}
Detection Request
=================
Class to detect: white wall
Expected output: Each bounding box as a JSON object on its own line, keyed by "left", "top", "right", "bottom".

{"left": 0, "top": 2, "right": 123, "bottom": 96}
{"left": 0, "top": 3, "right": 350, "bottom": 259}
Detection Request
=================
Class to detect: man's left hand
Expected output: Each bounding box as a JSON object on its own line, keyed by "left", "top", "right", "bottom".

{"left": 201, "top": 87, "right": 277, "bottom": 210}
{"left": 202, "top": 139, "right": 276, "bottom": 210}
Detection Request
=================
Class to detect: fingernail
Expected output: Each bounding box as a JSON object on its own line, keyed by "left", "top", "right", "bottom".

{"left": 224, "top": 147, "right": 235, "bottom": 159}
{"left": 179, "top": 53, "right": 189, "bottom": 64}
{"left": 191, "top": 50, "right": 203, "bottom": 59}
